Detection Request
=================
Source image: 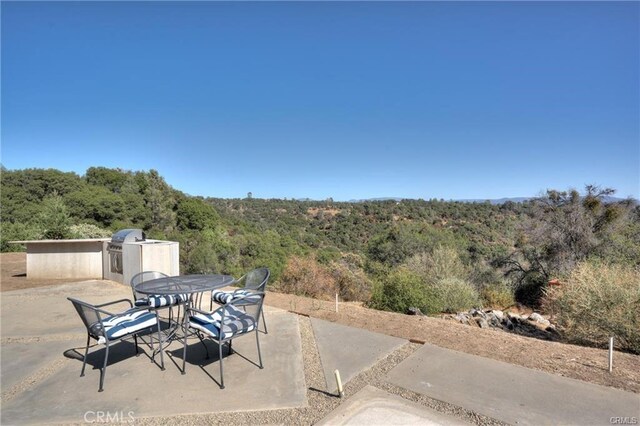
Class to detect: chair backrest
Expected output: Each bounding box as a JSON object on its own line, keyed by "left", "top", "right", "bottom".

{"left": 68, "top": 297, "right": 102, "bottom": 333}
{"left": 130, "top": 271, "right": 168, "bottom": 299}
{"left": 226, "top": 291, "right": 265, "bottom": 328}
{"left": 239, "top": 268, "right": 270, "bottom": 292}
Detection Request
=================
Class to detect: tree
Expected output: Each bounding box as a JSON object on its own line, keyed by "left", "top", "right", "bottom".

{"left": 141, "top": 170, "right": 176, "bottom": 234}
{"left": 498, "top": 185, "right": 634, "bottom": 306}
{"left": 176, "top": 198, "right": 219, "bottom": 231}
{"left": 38, "top": 193, "right": 72, "bottom": 239}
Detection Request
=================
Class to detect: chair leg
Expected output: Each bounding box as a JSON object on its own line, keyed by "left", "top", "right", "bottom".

{"left": 99, "top": 342, "right": 109, "bottom": 392}
{"left": 261, "top": 310, "right": 268, "bottom": 334}
{"left": 219, "top": 341, "right": 225, "bottom": 389}
{"left": 255, "top": 330, "right": 263, "bottom": 369}
{"left": 156, "top": 314, "right": 165, "bottom": 370}
{"left": 134, "top": 334, "right": 139, "bottom": 355}
{"left": 182, "top": 309, "right": 188, "bottom": 375}
{"left": 196, "top": 332, "right": 210, "bottom": 359}
{"left": 80, "top": 334, "right": 90, "bottom": 377}
{"left": 228, "top": 339, "right": 233, "bottom": 354}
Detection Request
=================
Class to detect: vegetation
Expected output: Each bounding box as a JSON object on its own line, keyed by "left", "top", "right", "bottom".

{"left": 2, "top": 166, "right": 639, "bottom": 352}
{"left": 542, "top": 261, "right": 640, "bottom": 354}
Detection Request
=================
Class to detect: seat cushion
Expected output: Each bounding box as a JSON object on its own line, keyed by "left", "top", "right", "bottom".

{"left": 211, "top": 289, "right": 260, "bottom": 305}
{"left": 90, "top": 308, "right": 157, "bottom": 343}
{"left": 135, "top": 294, "right": 189, "bottom": 308}
{"left": 211, "top": 289, "right": 234, "bottom": 304}
{"left": 189, "top": 305, "right": 256, "bottom": 340}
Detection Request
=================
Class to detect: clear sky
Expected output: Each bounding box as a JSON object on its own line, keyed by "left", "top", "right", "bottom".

{"left": 2, "top": 1, "right": 639, "bottom": 201}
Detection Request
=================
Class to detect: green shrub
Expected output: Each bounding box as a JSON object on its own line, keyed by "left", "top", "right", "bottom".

{"left": 480, "top": 280, "right": 515, "bottom": 309}
{"left": 432, "top": 277, "right": 481, "bottom": 314}
{"left": 368, "top": 268, "right": 480, "bottom": 314}
{"left": 404, "top": 245, "right": 469, "bottom": 285}
{"left": 69, "top": 223, "right": 112, "bottom": 239}
{"left": 0, "top": 222, "right": 42, "bottom": 252}
{"left": 368, "top": 268, "right": 428, "bottom": 313}
{"left": 542, "top": 261, "right": 640, "bottom": 353}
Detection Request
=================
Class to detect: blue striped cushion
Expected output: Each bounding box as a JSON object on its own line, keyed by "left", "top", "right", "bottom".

{"left": 211, "top": 290, "right": 233, "bottom": 304}
{"left": 211, "top": 289, "right": 260, "bottom": 305}
{"left": 189, "top": 305, "right": 256, "bottom": 339}
{"left": 191, "top": 305, "right": 246, "bottom": 325}
{"left": 135, "top": 294, "right": 189, "bottom": 308}
{"left": 90, "top": 308, "right": 157, "bottom": 343}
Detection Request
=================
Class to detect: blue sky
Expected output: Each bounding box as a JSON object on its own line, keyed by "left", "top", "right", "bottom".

{"left": 2, "top": 1, "right": 639, "bottom": 201}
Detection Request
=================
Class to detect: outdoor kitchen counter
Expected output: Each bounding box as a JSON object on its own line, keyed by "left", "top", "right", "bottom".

{"left": 9, "top": 239, "right": 110, "bottom": 280}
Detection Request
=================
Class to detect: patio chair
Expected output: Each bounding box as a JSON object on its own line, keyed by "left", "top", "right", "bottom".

{"left": 131, "top": 271, "right": 188, "bottom": 323}
{"left": 183, "top": 290, "right": 265, "bottom": 389}
{"left": 210, "top": 267, "right": 270, "bottom": 333}
{"left": 68, "top": 297, "right": 164, "bottom": 392}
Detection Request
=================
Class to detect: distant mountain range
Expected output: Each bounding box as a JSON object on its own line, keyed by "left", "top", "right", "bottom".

{"left": 336, "top": 196, "right": 635, "bottom": 204}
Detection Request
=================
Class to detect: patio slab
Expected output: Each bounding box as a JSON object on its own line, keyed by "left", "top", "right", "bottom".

{"left": 311, "top": 317, "right": 405, "bottom": 392}
{"left": 1, "top": 280, "right": 132, "bottom": 338}
{"left": 317, "top": 385, "right": 469, "bottom": 425}
{"left": 1, "top": 340, "right": 77, "bottom": 390}
{"left": 1, "top": 309, "right": 306, "bottom": 424}
{"left": 386, "top": 343, "right": 640, "bottom": 426}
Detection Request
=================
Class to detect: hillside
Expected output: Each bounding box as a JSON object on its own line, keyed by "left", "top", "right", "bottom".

{"left": 2, "top": 167, "right": 639, "bottom": 356}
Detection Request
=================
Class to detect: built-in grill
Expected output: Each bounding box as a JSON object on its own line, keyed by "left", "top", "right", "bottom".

{"left": 108, "top": 229, "right": 146, "bottom": 274}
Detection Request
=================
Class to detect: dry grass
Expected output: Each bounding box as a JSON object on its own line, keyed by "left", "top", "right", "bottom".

{"left": 543, "top": 261, "right": 640, "bottom": 353}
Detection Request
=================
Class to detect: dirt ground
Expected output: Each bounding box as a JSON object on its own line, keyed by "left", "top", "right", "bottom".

{"left": 2, "top": 252, "right": 638, "bottom": 394}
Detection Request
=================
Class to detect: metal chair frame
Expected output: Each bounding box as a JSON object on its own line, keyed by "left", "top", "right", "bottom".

{"left": 67, "top": 297, "right": 165, "bottom": 392}
{"left": 183, "top": 291, "right": 265, "bottom": 389}
{"left": 210, "top": 268, "right": 270, "bottom": 334}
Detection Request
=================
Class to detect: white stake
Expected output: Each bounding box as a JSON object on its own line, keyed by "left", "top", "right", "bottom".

{"left": 334, "top": 369, "right": 344, "bottom": 397}
{"left": 335, "top": 293, "right": 338, "bottom": 313}
{"left": 608, "top": 337, "right": 614, "bottom": 373}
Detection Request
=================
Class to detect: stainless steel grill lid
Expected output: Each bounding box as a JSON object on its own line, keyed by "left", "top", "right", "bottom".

{"left": 110, "top": 229, "right": 146, "bottom": 244}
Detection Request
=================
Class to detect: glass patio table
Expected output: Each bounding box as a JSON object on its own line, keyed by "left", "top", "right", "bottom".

{"left": 134, "top": 274, "right": 235, "bottom": 297}
{"left": 134, "top": 274, "right": 236, "bottom": 362}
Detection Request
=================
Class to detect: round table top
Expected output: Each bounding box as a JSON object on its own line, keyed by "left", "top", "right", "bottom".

{"left": 134, "top": 274, "right": 235, "bottom": 295}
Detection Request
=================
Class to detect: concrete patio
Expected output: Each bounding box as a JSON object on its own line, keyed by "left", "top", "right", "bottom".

{"left": 1, "top": 279, "right": 638, "bottom": 425}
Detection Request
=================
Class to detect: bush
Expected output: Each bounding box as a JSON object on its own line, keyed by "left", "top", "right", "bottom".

{"left": 330, "top": 255, "right": 372, "bottom": 302}
{"left": 432, "top": 277, "right": 481, "bottom": 314}
{"left": 404, "top": 245, "right": 469, "bottom": 285}
{"left": 368, "top": 267, "right": 480, "bottom": 314}
{"left": 0, "top": 222, "right": 42, "bottom": 252}
{"left": 542, "top": 261, "right": 640, "bottom": 353}
{"left": 480, "top": 280, "right": 515, "bottom": 309}
{"left": 368, "top": 267, "right": 428, "bottom": 313}
{"left": 278, "top": 256, "right": 336, "bottom": 300}
{"left": 68, "top": 223, "right": 112, "bottom": 239}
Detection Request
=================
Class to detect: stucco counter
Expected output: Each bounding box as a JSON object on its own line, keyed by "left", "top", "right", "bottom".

{"left": 9, "top": 239, "right": 110, "bottom": 279}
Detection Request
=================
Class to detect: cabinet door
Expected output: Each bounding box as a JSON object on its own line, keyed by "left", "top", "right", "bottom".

{"left": 141, "top": 244, "right": 178, "bottom": 276}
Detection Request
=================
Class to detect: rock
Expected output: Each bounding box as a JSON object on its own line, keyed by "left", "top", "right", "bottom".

{"left": 455, "top": 313, "right": 471, "bottom": 325}
{"left": 487, "top": 314, "right": 502, "bottom": 328}
{"left": 470, "top": 308, "right": 486, "bottom": 319}
{"left": 407, "top": 307, "right": 424, "bottom": 316}
{"left": 528, "top": 312, "right": 543, "bottom": 322}
{"left": 528, "top": 313, "right": 551, "bottom": 327}
{"left": 507, "top": 312, "right": 521, "bottom": 321}
{"left": 491, "top": 310, "right": 505, "bottom": 320}
{"left": 474, "top": 317, "right": 489, "bottom": 328}
{"left": 503, "top": 318, "right": 515, "bottom": 330}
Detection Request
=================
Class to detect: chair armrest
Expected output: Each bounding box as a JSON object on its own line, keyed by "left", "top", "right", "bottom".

{"left": 94, "top": 305, "right": 148, "bottom": 318}
{"left": 95, "top": 298, "right": 133, "bottom": 309}
{"left": 188, "top": 306, "right": 216, "bottom": 317}
{"left": 228, "top": 291, "right": 264, "bottom": 306}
